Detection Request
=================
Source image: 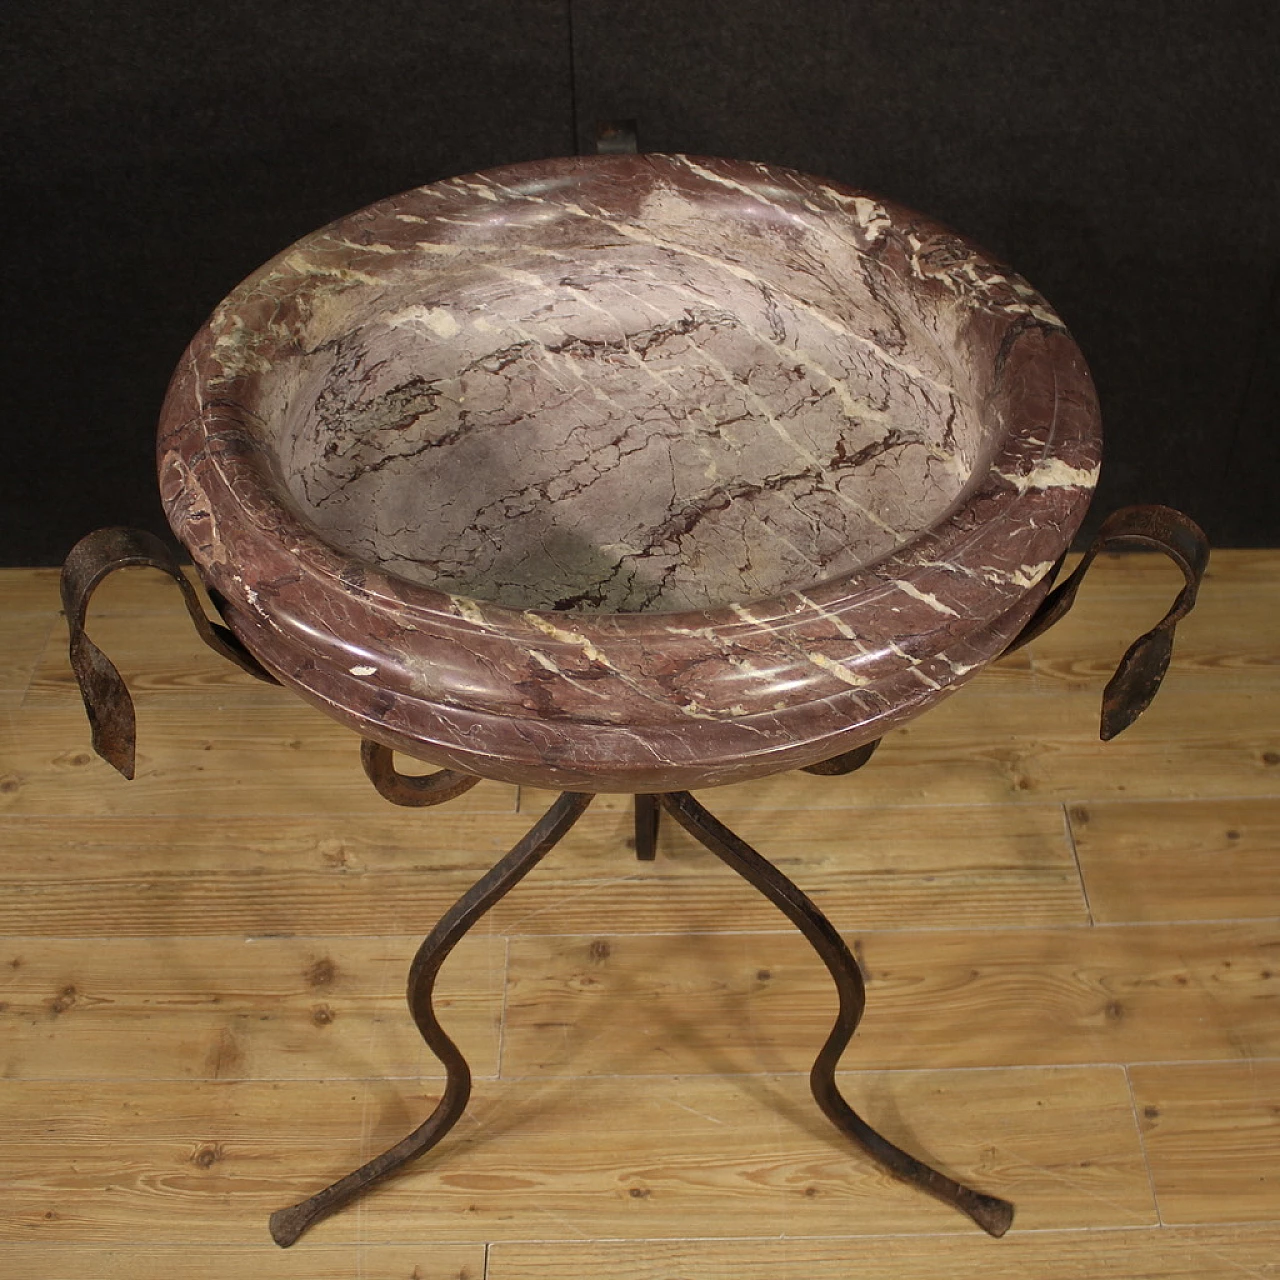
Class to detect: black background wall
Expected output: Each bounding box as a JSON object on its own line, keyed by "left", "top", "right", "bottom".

{"left": 3, "top": 0, "right": 1277, "bottom": 565}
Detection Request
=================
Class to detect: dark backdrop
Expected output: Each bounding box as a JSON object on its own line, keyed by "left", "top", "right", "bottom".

{"left": 4, "top": 0, "right": 1277, "bottom": 564}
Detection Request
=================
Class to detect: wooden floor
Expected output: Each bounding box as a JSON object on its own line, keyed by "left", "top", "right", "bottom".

{"left": 1, "top": 550, "right": 1278, "bottom": 1279}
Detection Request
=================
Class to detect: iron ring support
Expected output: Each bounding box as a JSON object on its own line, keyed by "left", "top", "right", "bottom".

{"left": 360, "top": 739, "right": 482, "bottom": 807}
{"left": 658, "top": 790, "right": 1015, "bottom": 1238}
{"left": 802, "top": 738, "right": 881, "bottom": 777}
{"left": 1004, "top": 504, "right": 1209, "bottom": 740}
{"left": 60, "top": 526, "right": 278, "bottom": 779}
{"left": 269, "top": 790, "right": 595, "bottom": 1247}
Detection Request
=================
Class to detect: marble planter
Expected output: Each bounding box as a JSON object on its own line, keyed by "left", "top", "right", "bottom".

{"left": 158, "top": 154, "right": 1100, "bottom": 791}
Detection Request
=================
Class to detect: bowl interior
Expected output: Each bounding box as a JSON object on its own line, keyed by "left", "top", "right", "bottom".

{"left": 263, "top": 176, "right": 999, "bottom": 613}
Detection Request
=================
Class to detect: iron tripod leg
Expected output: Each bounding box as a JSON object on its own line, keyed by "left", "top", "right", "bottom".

{"left": 268, "top": 791, "right": 595, "bottom": 1247}
{"left": 633, "top": 792, "right": 660, "bottom": 861}
{"left": 659, "top": 790, "right": 1015, "bottom": 1239}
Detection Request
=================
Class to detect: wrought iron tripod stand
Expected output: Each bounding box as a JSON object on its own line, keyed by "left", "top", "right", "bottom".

{"left": 269, "top": 737, "right": 1015, "bottom": 1247}
{"left": 61, "top": 505, "right": 1207, "bottom": 1248}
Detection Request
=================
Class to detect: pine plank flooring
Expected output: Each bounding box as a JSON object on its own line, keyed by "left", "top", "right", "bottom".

{"left": 1, "top": 551, "right": 1278, "bottom": 1278}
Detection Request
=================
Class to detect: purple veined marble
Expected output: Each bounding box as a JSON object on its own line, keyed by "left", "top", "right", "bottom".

{"left": 158, "top": 153, "right": 1100, "bottom": 791}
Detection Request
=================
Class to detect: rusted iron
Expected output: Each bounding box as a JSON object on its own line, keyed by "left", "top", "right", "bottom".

{"left": 1005, "top": 505, "right": 1209, "bottom": 739}
{"left": 633, "top": 792, "right": 660, "bottom": 860}
{"left": 802, "top": 737, "right": 881, "bottom": 776}
{"left": 658, "top": 789, "right": 1015, "bottom": 1238}
{"left": 269, "top": 789, "right": 596, "bottom": 1248}
{"left": 60, "top": 526, "right": 277, "bottom": 778}
{"left": 360, "top": 739, "right": 481, "bottom": 807}
{"left": 270, "top": 784, "right": 1014, "bottom": 1246}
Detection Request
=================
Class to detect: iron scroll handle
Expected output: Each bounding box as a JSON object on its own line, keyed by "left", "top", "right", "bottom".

{"left": 1004, "top": 504, "right": 1209, "bottom": 740}
{"left": 61, "top": 526, "right": 278, "bottom": 779}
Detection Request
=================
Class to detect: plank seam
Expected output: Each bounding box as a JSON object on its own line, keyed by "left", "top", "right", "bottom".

{"left": 13, "top": 614, "right": 59, "bottom": 711}
{"left": 497, "top": 934, "right": 512, "bottom": 1080}
{"left": 1125, "top": 1063, "right": 1165, "bottom": 1227}
{"left": 1062, "top": 801, "right": 1096, "bottom": 926}
{"left": 12, "top": 1063, "right": 1248, "bottom": 1085}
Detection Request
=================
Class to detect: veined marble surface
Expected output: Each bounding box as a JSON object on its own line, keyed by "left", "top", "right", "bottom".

{"left": 159, "top": 155, "right": 1100, "bottom": 791}
{"left": 273, "top": 174, "right": 991, "bottom": 613}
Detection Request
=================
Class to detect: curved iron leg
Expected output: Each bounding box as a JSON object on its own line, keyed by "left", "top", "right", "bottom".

{"left": 658, "top": 791, "right": 1014, "bottom": 1238}
{"left": 269, "top": 791, "right": 596, "bottom": 1247}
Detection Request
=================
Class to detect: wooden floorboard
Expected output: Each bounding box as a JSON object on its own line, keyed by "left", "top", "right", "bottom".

{"left": 0, "top": 1244, "right": 483, "bottom": 1280}
{"left": 25, "top": 610, "right": 286, "bottom": 708}
{"left": 0, "top": 934, "right": 505, "bottom": 1082}
{"left": 502, "top": 921, "right": 1280, "bottom": 1074}
{"left": 487, "top": 1226, "right": 1280, "bottom": 1280}
{"left": 0, "top": 1068, "right": 1154, "bottom": 1242}
{"left": 1, "top": 553, "right": 1276, "bottom": 1277}
{"left": 1132, "top": 1060, "right": 1280, "bottom": 1224}
{"left": 520, "top": 686, "right": 1280, "bottom": 812}
{"left": 0, "top": 800, "right": 1086, "bottom": 937}
{"left": 1070, "top": 796, "right": 1280, "bottom": 922}
{"left": 0, "top": 705, "right": 521, "bottom": 818}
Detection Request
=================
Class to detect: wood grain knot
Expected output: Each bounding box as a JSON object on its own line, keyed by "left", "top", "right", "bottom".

{"left": 46, "top": 985, "right": 77, "bottom": 1015}
{"left": 191, "top": 1143, "right": 225, "bottom": 1169}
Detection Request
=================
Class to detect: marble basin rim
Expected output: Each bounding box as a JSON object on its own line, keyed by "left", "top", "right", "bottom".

{"left": 158, "top": 153, "right": 1101, "bottom": 792}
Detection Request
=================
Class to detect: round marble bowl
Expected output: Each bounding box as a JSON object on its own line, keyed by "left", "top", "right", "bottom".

{"left": 158, "top": 154, "right": 1100, "bottom": 791}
